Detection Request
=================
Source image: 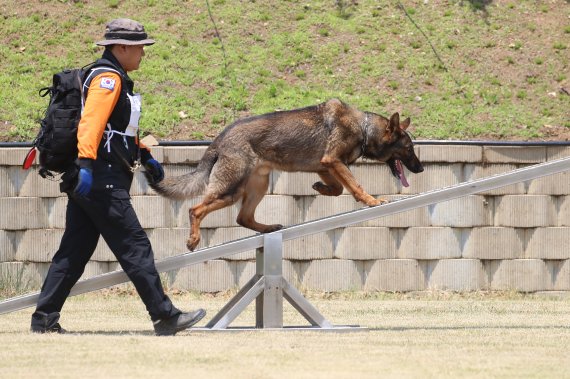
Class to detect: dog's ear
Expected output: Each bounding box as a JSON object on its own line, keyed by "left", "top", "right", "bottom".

{"left": 388, "top": 112, "right": 400, "bottom": 135}
{"left": 400, "top": 117, "right": 411, "bottom": 130}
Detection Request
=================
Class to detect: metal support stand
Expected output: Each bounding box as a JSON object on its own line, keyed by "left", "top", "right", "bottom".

{"left": 196, "top": 233, "right": 366, "bottom": 332}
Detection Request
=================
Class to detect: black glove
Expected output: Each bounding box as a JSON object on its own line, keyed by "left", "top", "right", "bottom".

{"left": 144, "top": 158, "right": 164, "bottom": 183}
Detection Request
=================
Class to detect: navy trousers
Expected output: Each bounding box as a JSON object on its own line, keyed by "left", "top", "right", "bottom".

{"left": 34, "top": 189, "right": 180, "bottom": 321}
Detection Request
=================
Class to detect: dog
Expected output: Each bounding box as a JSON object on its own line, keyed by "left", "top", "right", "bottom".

{"left": 147, "top": 99, "right": 423, "bottom": 251}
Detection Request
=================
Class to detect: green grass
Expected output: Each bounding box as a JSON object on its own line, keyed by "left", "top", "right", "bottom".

{"left": 0, "top": 0, "right": 568, "bottom": 142}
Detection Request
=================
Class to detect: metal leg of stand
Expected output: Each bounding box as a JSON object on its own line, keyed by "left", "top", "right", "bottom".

{"left": 206, "top": 276, "right": 265, "bottom": 330}
{"left": 283, "top": 279, "right": 332, "bottom": 328}
{"left": 206, "top": 274, "right": 263, "bottom": 328}
{"left": 261, "top": 232, "right": 283, "bottom": 328}
{"left": 255, "top": 247, "right": 264, "bottom": 328}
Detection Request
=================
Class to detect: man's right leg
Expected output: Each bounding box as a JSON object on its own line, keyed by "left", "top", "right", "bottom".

{"left": 31, "top": 197, "right": 100, "bottom": 333}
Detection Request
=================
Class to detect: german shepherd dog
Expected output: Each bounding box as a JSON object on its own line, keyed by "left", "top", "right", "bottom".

{"left": 148, "top": 99, "right": 423, "bottom": 251}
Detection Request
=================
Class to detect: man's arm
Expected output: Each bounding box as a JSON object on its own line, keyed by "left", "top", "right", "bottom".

{"left": 76, "top": 71, "right": 122, "bottom": 170}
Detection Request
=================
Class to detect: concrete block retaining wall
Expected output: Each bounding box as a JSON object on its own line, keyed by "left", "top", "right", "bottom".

{"left": 1, "top": 144, "right": 569, "bottom": 293}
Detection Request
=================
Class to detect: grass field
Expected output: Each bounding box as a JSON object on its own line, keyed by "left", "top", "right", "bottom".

{"left": 1, "top": 291, "right": 570, "bottom": 378}
{"left": 0, "top": 0, "right": 568, "bottom": 142}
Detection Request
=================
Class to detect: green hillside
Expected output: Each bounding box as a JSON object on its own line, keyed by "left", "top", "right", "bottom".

{"left": 0, "top": 0, "right": 568, "bottom": 142}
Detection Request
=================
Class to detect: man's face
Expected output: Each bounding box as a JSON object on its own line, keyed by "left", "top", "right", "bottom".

{"left": 113, "top": 44, "right": 145, "bottom": 72}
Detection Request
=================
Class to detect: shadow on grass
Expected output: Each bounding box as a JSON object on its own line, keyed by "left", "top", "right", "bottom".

{"left": 459, "top": 0, "right": 493, "bottom": 24}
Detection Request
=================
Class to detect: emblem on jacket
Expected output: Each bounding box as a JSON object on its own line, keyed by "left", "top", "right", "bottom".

{"left": 100, "top": 77, "right": 116, "bottom": 91}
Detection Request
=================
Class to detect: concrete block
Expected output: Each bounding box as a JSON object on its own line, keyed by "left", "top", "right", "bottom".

{"left": 131, "top": 196, "right": 176, "bottom": 228}
{"left": 349, "top": 164, "right": 399, "bottom": 195}
{"left": 15, "top": 229, "right": 63, "bottom": 262}
{"left": 303, "top": 195, "right": 363, "bottom": 222}
{"left": 419, "top": 145, "right": 483, "bottom": 163}
{"left": 484, "top": 146, "right": 546, "bottom": 163}
{"left": 284, "top": 230, "right": 335, "bottom": 260}
{"left": 0, "top": 262, "right": 48, "bottom": 291}
{"left": 0, "top": 148, "right": 30, "bottom": 165}
{"left": 163, "top": 146, "right": 208, "bottom": 164}
{"left": 526, "top": 228, "right": 570, "bottom": 259}
{"left": 302, "top": 259, "right": 363, "bottom": 291}
{"left": 168, "top": 260, "right": 235, "bottom": 292}
{"left": 209, "top": 227, "right": 257, "bottom": 260}
{"left": 547, "top": 146, "right": 570, "bottom": 160}
{"left": 78, "top": 261, "right": 110, "bottom": 282}
{"left": 488, "top": 259, "right": 551, "bottom": 292}
{"left": 463, "top": 227, "right": 524, "bottom": 259}
{"left": 92, "top": 239, "right": 116, "bottom": 262}
{"left": 527, "top": 171, "right": 570, "bottom": 195}
{"left": 255, "top": 195, "right": 304, "bottom": 228}
{"left": 553, "top": 260, "right": 570, "bottom": 290}
{"left": 47, "top": 197, "right": 68, "bottom": 229}
{"left": 464, "top": 164, "right": 525, "bottom": 195}
{"left": 429, "top": 195, "right": 492, "bottom": 227}
{"left": 147, "top": 146, "right": 164, "bottom": 162}
{"left": 18, "top": 168, "right": 62, "bottom": 197}
{"left": 427, "top": 259, "right": 487, "bottom": 291}
{"left": 364, "top": 259, "right": 425, "bottom": 291}
{"left": 272, "top": 171, "right": 324, "bottom": 196}
{"left": 401, "top": 163, "right": 462, "bottom": 195}
{"left": 359, "top": 195, "right": 430, "bottom": 227}
{"left": 130, "top": 170, "right": 149, "bottom": 196}
{"left": 0, "top": 197, "right": 48, "bottom": 230}
{"left": 495, "top": 195, "right": 556, "bottom": 227}
{"left": 0, "top": 167, "right": 17, "bottom": 197}
{"left": 0, "top": 230, "right": 15, "bottom": 262}
{"left": 148, "top": 228, "right": 191, "bottom": 260}
{"left": 560, "top": 196, "right": 570, "bottom": 226}
{"left": 398, "top": 227, "right": 462, "bottom": 259}
{"left": 335, "top": 227, "right": 396, "bottom": 260}
{"left": 234, "top": 260, "right": 302, "bottom": 288}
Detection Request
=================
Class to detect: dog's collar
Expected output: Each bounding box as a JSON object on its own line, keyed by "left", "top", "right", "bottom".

{"left": 360, "top": 112, "right": 370, "bottom": 157}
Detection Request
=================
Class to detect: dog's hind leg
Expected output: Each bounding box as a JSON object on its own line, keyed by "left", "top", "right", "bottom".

{"left": 236, "top": 166, "right": 283, "bottom": 233}
{"left": 312, "top": 171, "right": 343, "bottom": 196}
{"left": 187, "top": 193, "right": 240, "bottom": 251}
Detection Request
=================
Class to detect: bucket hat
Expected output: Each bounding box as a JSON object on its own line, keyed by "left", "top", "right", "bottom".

{"left": 96, "top": 18, "right": 155, "bottom": 46}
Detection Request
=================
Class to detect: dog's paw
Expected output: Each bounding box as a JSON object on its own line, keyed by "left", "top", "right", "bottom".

{"left": 364, "top": 198, "right": 388, "bottom": 207}
{"left": 312, "top": 182, "right": 327, "bottom": 194}
{"left": 186, "top": 235, "right": 201, "bottom": 251}
{"left": 312, "top": 182, "right": 342, "bottom": 196}
{"left": 264, "top": 224, "right": 283, "bottom": 233}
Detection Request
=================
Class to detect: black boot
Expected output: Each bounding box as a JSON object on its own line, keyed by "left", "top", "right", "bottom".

{"left": 153, "top": 309, "right": 206, "bottom": 336}
{"left": 31, "top": 311, "right": 66, "bottom": 334}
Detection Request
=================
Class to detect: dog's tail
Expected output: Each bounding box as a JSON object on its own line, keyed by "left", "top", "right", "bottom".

{"left": 147, "top": 149, "right": 217, "bottom": 200}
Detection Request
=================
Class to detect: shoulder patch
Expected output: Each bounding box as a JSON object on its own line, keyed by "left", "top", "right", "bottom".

{"left": 100, "top": 77, "right": 116, "bottom": 91}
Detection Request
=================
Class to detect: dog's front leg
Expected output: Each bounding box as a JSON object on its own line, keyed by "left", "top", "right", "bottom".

{"left": 320, "top": 156, "right": 387, "bottom": 206}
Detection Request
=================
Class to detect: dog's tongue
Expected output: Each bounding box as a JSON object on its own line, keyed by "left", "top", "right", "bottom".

{"left": 396, "top": 160, "right": 409, "bottom": 187}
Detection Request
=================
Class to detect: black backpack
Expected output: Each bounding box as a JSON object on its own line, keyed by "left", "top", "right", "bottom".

{"left": 23, "top": 62, "right": 121, "bottom": 178}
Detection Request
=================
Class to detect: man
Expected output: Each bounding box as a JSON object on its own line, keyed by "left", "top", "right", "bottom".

{"left": 30, "top": 18, "right": 205, "bottom": 336}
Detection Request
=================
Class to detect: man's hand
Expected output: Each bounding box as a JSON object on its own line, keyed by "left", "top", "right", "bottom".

{"left": 74, "top": 168, "right": 93, "bottom": 197}
{"left": 144, "top": 158, "right": 164, "bottom": 183}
